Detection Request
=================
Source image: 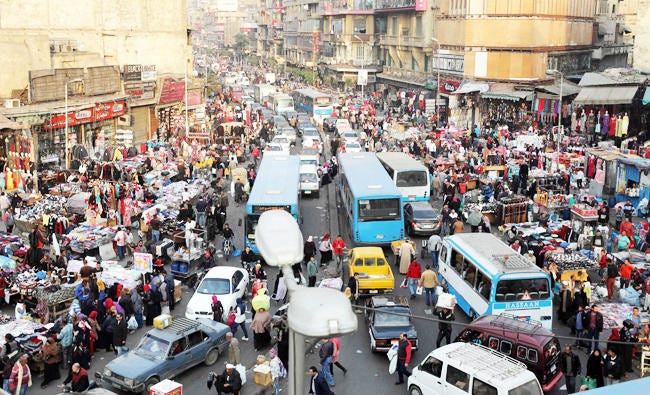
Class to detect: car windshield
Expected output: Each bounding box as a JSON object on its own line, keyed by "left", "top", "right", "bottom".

{"left": 268, "top": 145, "right": 281, "bottom": 151}
{"left": 301, "top": 173, "right": 319, "bottom": 183}
{"left": 375, "top": 310, "right": 411, "bottom": 327}
{"left": 135, "top": 334, "right": 170, "bottom": 359}
{"left": 197, "top": 278, "right": 231, "bottom": 295}
{"left": 302, "top": 149, "right": 318, "bottom": 155}
{"left": 273, "top": 138, "right": 289, "bottom": 144}
{"left": 346, "top": 143, "right": 361, "bottom": 148}
{"left": 413, "top": 208, "right": 437, "bottom": 220}
{"left": 508, "top": 379, "right": 543, "bottom": 395}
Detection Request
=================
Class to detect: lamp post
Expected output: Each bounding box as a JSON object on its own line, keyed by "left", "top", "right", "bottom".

{"left": 432, "top": 37, "right": 440, "bottom": 128}
{"left": 64, "top": 78, "right": 84, "bottom": 169}
{"left": 185, "top": 57, "right": 190, "bottom": 137}
{"left": 255, "top": 210, "right": 358, "bottom": 395}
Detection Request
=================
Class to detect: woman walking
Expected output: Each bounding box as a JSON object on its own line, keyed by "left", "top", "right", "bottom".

{"left": 39, "top": 338, "right": 60, "bottom": 388}
{"left": 586, "top": 349, "right": 605, "bottom": 388}
{"left": 318, "top": 234, "right": 333, "bottom": 266}
{"left": 250, "top": 307, "right": 271, "bottom": 352}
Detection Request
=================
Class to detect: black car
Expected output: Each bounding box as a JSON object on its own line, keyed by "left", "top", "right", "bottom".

{"left": 404, "top": 201, "right": 441, "bottom": 236}
{"left": 366, "top": 296, "right": 418, "bottom": 352}
{"left": 323, "top": 117, "right": 338, "bottom": 134}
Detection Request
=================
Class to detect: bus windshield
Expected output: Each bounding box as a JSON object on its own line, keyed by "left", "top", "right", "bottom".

{"left": 396, "top": 170, "right": 428, "bottom": 187}
{"left": 358, "top": 198, "right": 401, "bottom": 221}
{"left": 277, "top": 98, "right": 294, "bottom": 108}
{"left": 496, "top": 278, "right": 550, "bottom": 299}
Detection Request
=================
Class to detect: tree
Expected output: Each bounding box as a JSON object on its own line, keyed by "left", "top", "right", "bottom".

{"left": 233, "top": 33, "right": 249, "bottom": 52}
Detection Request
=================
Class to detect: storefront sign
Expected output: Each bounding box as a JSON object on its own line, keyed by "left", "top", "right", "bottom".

{"left": 124, "top": 65, "right": 143, "bottom": 82}
{"left": 44, "top": 100, "right": 127, "bottom": 130}
{"left": 141, "top": 65, "right": 157, "bottom": 82}
{"left": 183, "top": 91, "right": 203, "bottom": 107}
{"left": 159, "top": 78, "right": 186, "bottom": 105}
{"left": 425, "top": 79, "right": 460, "bottom": 94}
{"left": 433, "top": 55, "right": 465, "bottom": 74}
{"left": 125, "top": 81, "right": 156, "bottom": 100}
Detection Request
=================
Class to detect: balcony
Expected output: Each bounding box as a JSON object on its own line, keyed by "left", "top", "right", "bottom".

{"left": 375, "top": 0, "right": 423, "bottom": 12}
{"left": 318, "top": 0, "right": 375, "bottom": 15}
{"left": 380, "top": 35, "right": 427, "bottom": 47}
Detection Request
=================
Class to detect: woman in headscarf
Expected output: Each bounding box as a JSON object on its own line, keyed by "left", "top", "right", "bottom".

{"left": 211, "top": 295, "right": 224, "bottom": 323}
{"left": 586, "top": 348, "right": 605, "bottom": 388}
{"left": 87, "top": 311, "right": 100, "bottom": 356}
{"left": 39, "top": 337, "right": 61, "bottom": 388}
{"left": 303, "top": 236, "right": 316, "bottom": 264}
{"left": 318, "top": 233, "right": 332, "bottom": 264}
{"left": 142, "top": 284, "right": 156, "bottom": 326}
{"left": 250, "top": 307, "right": 271, "bottom": 352}
{"left": 607, "top": 328, "right": 621, "bottom": 356}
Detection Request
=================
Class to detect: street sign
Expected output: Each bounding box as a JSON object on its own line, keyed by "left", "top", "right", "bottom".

{"left": 357, "top": 69, "right": 368, "bottom": 86}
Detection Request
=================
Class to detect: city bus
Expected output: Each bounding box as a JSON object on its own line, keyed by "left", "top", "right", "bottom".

{"left": 376, "top": 152, "right": 430, "bottom": 203}
{"left": 245, "top": 155, "right": 300, "bottom": 253}
{"left": 438, "top": 233, "right": 553, "bottom": 329}
{"left": 336, "top": 152, "right": 404, "bottom": 245}
{"left": 268, "top": 93, "right": 294, "bottom": 114}
{"left": 291, "top": 89, "right": 334, "bottom": 124}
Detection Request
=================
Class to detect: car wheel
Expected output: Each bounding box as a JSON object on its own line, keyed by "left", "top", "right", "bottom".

{"left": 204, "top": 348, "right": 220, "bottom": 366}
{"left": 409, "top": 385, "right": 423, "bottom": 395}
{"left": 144, "top": 377, "right": 159, "bottom": 393}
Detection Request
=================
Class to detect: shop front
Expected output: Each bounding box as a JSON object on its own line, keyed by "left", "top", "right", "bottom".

{"left": 450, "top": 81, "right": 489, "bottom": 130}
{"left": 615, "top": 157, "right": 650, "bottom": 205}
{"left": 479, "top": 89, "right": 534, "bottom": 131}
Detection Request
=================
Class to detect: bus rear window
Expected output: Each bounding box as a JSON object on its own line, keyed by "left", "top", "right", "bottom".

{"left": 396, "top": 170, "right": 428, "bottom": 187}
{"left": 358, "top": 198, "right": 401, "bottom": 221}
{"left": 496, "top": 278, "right": 549, "bottom": 300}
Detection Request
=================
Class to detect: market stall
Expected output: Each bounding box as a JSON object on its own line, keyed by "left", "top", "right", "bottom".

{"left": 170, "top": 228, "right": 207, "bottom": 282}
{"left": 61, "top": 225, "right": 117, "bottom": 255}
{"left": 496, "top": 195, "right": 530, "bottom": 225}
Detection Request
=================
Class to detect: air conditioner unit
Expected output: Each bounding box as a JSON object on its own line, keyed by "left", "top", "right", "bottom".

{"left": 117, "top": 115, "right": 134, "bottom": 127}
{"left": 4, "top": 99, "right": 20, "bottom": 109}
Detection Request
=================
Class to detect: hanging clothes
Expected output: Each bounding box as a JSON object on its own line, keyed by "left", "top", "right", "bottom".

{"left": 587, "top": 156, "right": 596, "bottom": 178}
{"left": 609, "top": 116, "right": 616, "bottom": 137}
{"left": 622, "top": 114, "right": 629, "bottom": 136}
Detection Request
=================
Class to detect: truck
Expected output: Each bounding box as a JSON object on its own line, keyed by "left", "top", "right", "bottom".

{"left": 347, "top": 247, "right": 395, "bottom": 295}
{"left": 253, "top": 84, "right": 276, "bottom": 105}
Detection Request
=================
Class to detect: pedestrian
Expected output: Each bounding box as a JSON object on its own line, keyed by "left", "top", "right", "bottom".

{"left": 208, "top": 364, "right": 242, "bottom": 395}
{"left": 332, "top": 234, "right": 346, "bottom": 271}
{"left": 427, "top": 233, "right": 442, "bottom": 270}
{"left": 558, "top": 345, "right": 581, "bottom": 393}
{"left": 8, "top": 354, "right": 31, "bottom": 395}
{"left": 605, "top": 259, "right": 618, "bottom": 301}
{"left": 131, "top": 288, "right": 144, "bottom": 329}
{"left": 250, "top": 308, "right": 271, "bottom": 352}
{"left": 619, "top": 259, "right": 634, "bottom": 289}
{"left": 574, "top": 306, "right": 587, "bottom": 348}
{"left": 318, "top": 233, "right": 333, "bottom": 265}
{"left": 307, "top": 256, "right": 318, "bottom": 287}
{"left": 211, "top": 295, "right": 224, "bottom": 323}
{"left": 57, "top": 318, "right": 73, "bottom": 369}
{"left": 394, "top": 332, "right": 412, "bottom": 385}
{"left": 398, "top": 240, "right": 415, "bottom": 274}
{"left": 231, "top": 298, "right": 249, "bottom": 341}
{"left": 440, "top": 205, "right": 451, "bottom": 237}
{"left": 585, "top": 304, "right": 604, "bottom": 353}
{"left": 308, "top": 365, "right": 334, "bottom": 395}
{"left": 435, "top": 307, "right": 455, "bottom": 347}
{"left": 604, "top": 348, "right": 623, "bottom": 386}
{"left": 304, "top": 236, "right": 316, "bottom": 264}
{"left": 2, "top": 209, "right": 14, "bottom": 234}
{"left": 586, "top": 349, "right": 605, "bottom": 388}
{"left": 113, "top": 227, "right": 127, "bottom": 261}
{"left": 318, "top": 338, "right": 335, "bottom": 387}
{"left": 269, "top": 348, "right": 285, "bottom": 395}
{"left": 347, "top": 273, "right": 361, "bottom": 312}
{"left": 330, "top": 337, "right": 347, "bottom": 376}
{"left": 113, "top": 312, "right": 128, "bottom": 355}
{"left": 406, "top": 259, "right": 422, "bottom": 299}
{"left": 58, "top": 362, "right": 89, "bottom": 393}
{"left": 38, "top": 338, "right": 60, "bottom": 388}
{"left": 419, "top": 265, "right": 441, "bottom": 307}
{"left": 225, "top": 332, "right": 240, "bottom": 365}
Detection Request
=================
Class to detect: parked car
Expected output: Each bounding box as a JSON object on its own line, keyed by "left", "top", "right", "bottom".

{"left": 271, "top": 136, "right": 291, "bottom": 152}
{"left": 404, "top": 202, "right": 441, "bottom": 236}
{"left": 98, "top": 318, "right": 231, "bottom": 393}
{"left": 366, "top": 295, "right": 418, "bottom": 352}
{"left": 342, "top": 141, "right": 363, "bottom": 153}
{"left": 185, "top": 266, "right": 249, "bottom": 321}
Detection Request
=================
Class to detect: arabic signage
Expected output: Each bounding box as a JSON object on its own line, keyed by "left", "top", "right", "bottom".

{"left": 44, "top": 100, "right": 127, "bottom": 130}
{"left": 425, "top": 79, "right": 460, "bottom": 94}
{"left": 124, "top": 65, "right": 157, "bottom": 82}
{"left": 183, "top": 91, "right": 203, "bottom": 107}
{"left": 159, "top": 78, "right": 186, "bottom": 105}
{"left": 125, "top": 81, "right": 156, "bottom": 100}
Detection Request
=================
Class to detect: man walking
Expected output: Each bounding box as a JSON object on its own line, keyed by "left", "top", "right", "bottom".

{"left": 308, "top": 366, "right": 334, "bottom": 395}
{"left": 394, "top": 332, "right": 412, "bottom": 385}
{"left": 558, "top": 345, "right": 581, "bottom": 393}
{"left": 419, "top": 265, "right": 440, "bottom": 307}
{"left": 332, "top": 235, "right": 346, "bottom": 272}
{"left": 585, "top": 304, "right": 604, "bottom": 352}
{"left": 318, "top": 338, "right": 335, "bottom": 387}
{"left": 435, "top": 307, "right": 454, "bottom": 347}
{"left": 427, "top": 233, "right": 442, "bottom": 270}
{"left": 307, "top": 256, "right": 318, "bottom": 287}
{"left": 347, "top": 273, "right": 360, "bottom": 313}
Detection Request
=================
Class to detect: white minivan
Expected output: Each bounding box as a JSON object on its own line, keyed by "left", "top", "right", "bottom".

{"left": 408, "top": 342, "right": 543, "bottom": 395}
{"left": 299, "top": 164, "right": 320, "bottom": 197}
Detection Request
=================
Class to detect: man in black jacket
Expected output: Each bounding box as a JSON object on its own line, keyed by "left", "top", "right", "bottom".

{"left": 113, "top": 312, "right": 128, "bottom": 355}
{"left": 436, "top": 308, "right": 454, "bottom": 347}
{"left": 308, "top": 366, "right": 334, "bottom": 395}
{"left": 585, "top": 304, "right": 604, "bottom": 352}
{"left": 347, "top": 273, "right": 360, "bottom": 312}
{"left": 208, "top": 364, "right": 242, "bottom": 395}
{"left": 318, "top": 338, "right": 335, "bottom": 387}
{"left": 557, "top": 345, "right": 581, "bottom": 393}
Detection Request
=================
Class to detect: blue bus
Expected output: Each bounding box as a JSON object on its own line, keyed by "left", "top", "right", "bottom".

{"left": 376, "top": 152, "right": 430, "bottom": 202}
{"left": 438, "top": 233, "right": 553, "bottom": 329}
{"left": 245, "top": 155, "right": 300, "bottom": 253}
{"left": 336, "top": 152, "right": 404, "bottom": 245}
{"left": 291, "top": 89, "right": 334, "bottom": 124}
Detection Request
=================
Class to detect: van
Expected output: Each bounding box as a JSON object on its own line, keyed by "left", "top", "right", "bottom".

{"left": 408, "top": 342, "right": 543, "bottom": 395}
{"left": 299, "top": 164, "right": 320, "bottom": 197}
{"left": 454, "top": 314, "right": 562, "bottom": 392}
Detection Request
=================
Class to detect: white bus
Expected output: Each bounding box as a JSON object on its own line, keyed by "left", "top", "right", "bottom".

{"left": 376, "top": 152, "right": 430, "bottom": 203}
{"left": 268, "top": 93, "right": 294, "bottom": 114}
{"left": 291, "top": 89, "right": 334, "bottom": 125}
{"left": 438, "top": 233, "right": 553, "bottom": 329}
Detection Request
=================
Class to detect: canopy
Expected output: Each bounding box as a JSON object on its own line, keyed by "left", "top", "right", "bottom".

{"left": 480, "top": 90, "right": 532, "bottom": 101}
{"left": 572, "top": 86, "right": 638, "bottom": 105}
{"left": 0, "top": 114, "right": 21, "bottom": 130}
{"left": 453, "top": 81, "right": 489, "bottom": 94}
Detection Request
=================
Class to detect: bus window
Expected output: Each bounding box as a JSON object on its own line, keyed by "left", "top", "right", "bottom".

{"left": 516, "top": 346, "right": 527, "bottom": 360}
{"left": 354, "top": 258, "right": 363, "bottom": 266}
{"left": 462, "top": 259, "right": 476, "bottom": 286}
{"left": 358, "top": 198, "right": 401, "bottom": 221}
{"left": 500, "top": 340, "right": 513, "bottom": 355}
{"left": 439, "top": 246, "right": 447, "bottom": 264}
{"left": 497, "top": 278, "right": 549, "bottom": 298}
{"left": 451, "top": 250, "right": 462, "bottom": 273}
{"left": 527, "top": 349, "right": 538, "bottom": 363}
{"left": 488, "top": 337, "right": 499, "bottom": 350}
{"left": 396, "top": 170, "right": 428, "bottom": 187}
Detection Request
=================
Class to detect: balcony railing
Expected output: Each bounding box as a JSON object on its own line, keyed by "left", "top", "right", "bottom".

{"left": 318, "top": 0, "right": 375, "bottom": 15}
{"left": 379, "top": 35, "right": 426, "bottom": 47}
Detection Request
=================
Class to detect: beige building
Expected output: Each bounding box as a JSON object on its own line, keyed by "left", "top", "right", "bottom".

{"left": 632, "top": 0, "right": 650, "bottom": 70}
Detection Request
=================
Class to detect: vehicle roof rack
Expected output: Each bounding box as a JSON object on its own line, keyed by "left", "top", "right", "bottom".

{"left": 165, "top": 317, "right": 201, "bottom": 335}
{"left": 446, "top": 343, "right": 528, "bottom": 381}
{"left": 487, "top": 313, "right": 544, "bottom": 334}
{"left": 491, "top": 254, "right": 536, "bottom": 271}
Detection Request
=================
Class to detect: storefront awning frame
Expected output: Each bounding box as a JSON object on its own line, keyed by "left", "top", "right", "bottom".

{"left": 572, "top": 86, "right": 638, "bottom": 105}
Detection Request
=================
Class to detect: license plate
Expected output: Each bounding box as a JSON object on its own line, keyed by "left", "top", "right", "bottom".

{"left": 369, "top": 290, "right": 378, "bottom": 294}
{"left": 422, "top": 224, "right": 433, "bottom": 228}
{"left": 376, "top": 234, "right": 384, "bottom": 239}
{"left": 304, "top": 190, "right": 311, "bottom": 194}
{"left": 391, "top": 340, "right": 398, "bottom": 345}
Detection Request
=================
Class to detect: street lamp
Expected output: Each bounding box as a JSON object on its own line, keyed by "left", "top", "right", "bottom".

{"left": 353, "top": 34, "right": 368, "bottom": 100}
{"left": 432, "top": 37, "right": 440, "bottom": 128}
{"left": 546, "top": 69, "right": 563, "bottom": 136}
{"left": 65, "top": 78, "right": 84, "bottom": 169}
{"left": 255, "top": 210, "right": 358, "bottom": 395}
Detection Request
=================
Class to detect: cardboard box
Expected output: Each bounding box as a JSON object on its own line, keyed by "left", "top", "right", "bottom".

{"left": 153, "top": 314, "right": 172, "bottom": 329}
{"left": 436, "top": 293, "right": 457, "bottom": 309}
{"left": 254, "top": 371, "right": 272, "bottom": 387}
{"left": 150, "top": 379, "right": 182, "bottom": 395}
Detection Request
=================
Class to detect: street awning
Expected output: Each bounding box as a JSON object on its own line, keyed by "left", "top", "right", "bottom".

{"left": 481, "top": 90, "right": 532, "bottom": 101}
{"left": 643, "top": 87, "right": 650, "bottom": 105}
{"left": 453, "top": 81, "right": 489, "bottom": 94}
{"left": 0, "top": 114, "right": 21, "bottom": 130}
{"left": 535, "top": 81, "right": 581, "bottom": 97}
{"left": 572, "top": 86, "right": 638, "bottom": 105}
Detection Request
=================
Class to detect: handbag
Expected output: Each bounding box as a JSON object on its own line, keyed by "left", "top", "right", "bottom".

{"left": 416, "top": 286, "right": 424, "bottom": 295}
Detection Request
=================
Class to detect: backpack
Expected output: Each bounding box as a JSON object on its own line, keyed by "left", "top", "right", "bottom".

{"left": 225, "top": 309, "right": 236, "bottom": 326}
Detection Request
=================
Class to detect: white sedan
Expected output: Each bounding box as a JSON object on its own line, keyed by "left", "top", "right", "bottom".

{"left": 343, "top": 141, "right": 363, "bottom": 152}
{"left": 271, "top": 136, "right": 291, "bottom": 152}
{"left": 185, "top": 266, "right": 249, "bottom": 321}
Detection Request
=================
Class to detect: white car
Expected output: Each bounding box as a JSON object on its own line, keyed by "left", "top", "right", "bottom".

{"left": 264, "top": 143, "right": 287, "bottom": 156}
{"left": 343, "top": 141, "right": 363, "bottom": 152}
{"left": 271, "top": 136, "right": 291, "bottom": 152}
{"left": 299, "top": 164, "right": 320, "bottom": 197}
{"left": 340, "top": 130, "right": 359, "bottom": 142}
{"left": 277, "top": 127, "right": 297, "bottom": 144}
{"left": 185, "top": 266, "right": 249, "bottom": 321}
{"left": 336, "top": 119, "right": 352, "bottom": 133}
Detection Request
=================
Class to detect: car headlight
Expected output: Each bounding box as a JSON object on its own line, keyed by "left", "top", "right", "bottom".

{"left": 103, "top": 368, "right": 112, "bottom": 377}
{"left": 124, "top": 378, "right": 135, "bottom": 387}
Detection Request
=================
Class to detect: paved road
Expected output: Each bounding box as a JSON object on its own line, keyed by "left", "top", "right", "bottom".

{"left": 27, "top": 131, "right": 638, "bottom": 395}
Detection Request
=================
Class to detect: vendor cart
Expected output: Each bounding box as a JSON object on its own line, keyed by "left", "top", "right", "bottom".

{"left": 569, "top": 204, "right": 599, "bottom": 242}
{"left": 170, "top": 228, "right": 207, "bottom": 282}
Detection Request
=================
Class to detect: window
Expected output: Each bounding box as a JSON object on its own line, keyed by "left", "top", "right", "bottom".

{"left": 439, "top": 246, "right": 447, "bottom": 264}
{"left": 392, "top": 17, "right": 398, "bottom": 35}
{"left": 354, "top": 258, "right": 363, "bottom": 267}
{"left": 500, "top": 340, "right": 513, "bottom": 355}
{"left": 411, "top": 57, "right": 416, "bottom": 70}
{"left": 487, "top": 337, "right": 499, "bottom": 350}
{"left": 420, "top": 356, "right": 443, "bottom": 377}
{"left": 415, "top": 16, "right": 423, "bottom": 36}
{"left": 516, "top": 345, "right": 527, "bottom": 360}
{"left": 446, "top": 365, "right": 469, "bottom": 391}
{"left": 188, "top": 330, "right": 208, "bottom": 347}
{"left": 170, "top": 337, "right": 187, "bottom": 356}
{"left": 363, "top": 257, "right": 376, "bottom": 266}
{"left": 377, "top": 257, "right": 387, "bottom": 266}
{"left": 497, "top": 278, "right": 549, "bottom": 298}
{"left": 472, "top": 378, "right": 497, "bottom": 395}
{"left": 197, "top": 278, "right": 231, "bottom": 295}
{"left": 527, "top": 348, "right": 538, "bottom": 363}
{"left": 450, "top": 250, "right": 463, "bottom": 273}
{"left": 508, "top": 379, "right": 543, "bottom": 395}
{"left": 358, "top": 198, "right": 401, "bottom": 222}
{"left": 354, "top": 18, "right": 366, "bottom": 33}
{"left": 232, "top": 271, "right": 244, "bottom": 290}
{"left": 424, "top": 55, "right": 429, "bottom": 72}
